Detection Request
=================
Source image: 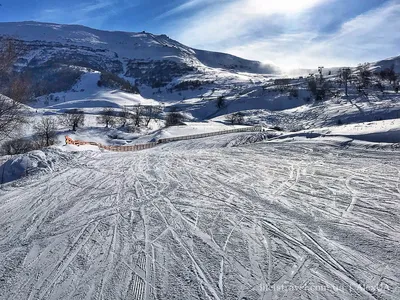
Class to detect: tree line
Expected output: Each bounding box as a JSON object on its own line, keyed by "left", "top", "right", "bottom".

{"left": 305, "top": 63, "right": 399, "bottom": 101}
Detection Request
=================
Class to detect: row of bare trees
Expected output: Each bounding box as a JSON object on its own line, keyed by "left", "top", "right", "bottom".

{"left": 350, "top": 63, "right": 399, "bottom": 95}
{"left": 305, "top": 63, "right": 399, "bottom": 101}
{"left": 96, "top": 105, "right": 163, "bottom": 130}
{"left": 1, "top": 109, "right": 84, "bottom": 155}
{"left": 59, "top": 105, "right": 180, "bottom": 134}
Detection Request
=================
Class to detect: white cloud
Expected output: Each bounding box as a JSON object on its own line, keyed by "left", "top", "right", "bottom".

{"left": 173, "top": 0, "right": 329, "bottom": 48}
{"left": 80, "top": 0, "right": 115, "bottom": 13}
{"left": 156, "top": 0, "right": 216, "bottom": 20}
{"left": 235, "top": 0, "right": 329, "bottom": 15}
{"left": 299, "top": 1, "right": 400, "bottom": 68}
{"left": 170, "top": 0, "right": 400, "bottom": 69}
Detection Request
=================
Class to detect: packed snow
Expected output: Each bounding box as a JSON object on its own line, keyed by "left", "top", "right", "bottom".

{"left": 0, "top": 134, "right": 399, "bottom": 299}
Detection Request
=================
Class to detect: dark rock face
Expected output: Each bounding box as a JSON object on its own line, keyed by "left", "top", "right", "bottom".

{"left": 125, "top": 60, "right": 196, "bottom": 88}
{"left": 17, "top": 40, "right": 123, "bottom": 73}
{"left": 6, "top": 39, "right": 124, "bottom": 95}
{"left": 27, "top": 64, "right": 83, "bottom": 96}
{"left": 8, "top": 38, "right": 199, "bottom": 93}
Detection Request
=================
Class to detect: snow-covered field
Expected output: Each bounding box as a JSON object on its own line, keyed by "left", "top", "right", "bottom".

{"left": 0, "top": 133, "right": 399, "bottom": 300}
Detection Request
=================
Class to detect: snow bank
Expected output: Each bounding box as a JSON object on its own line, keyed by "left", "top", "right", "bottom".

{"left": 322, "top": 119, "right": 400, "bottom": 143}
{"left": 0, "top": 149, "right": 72, "bottom": 184}
{"left": 264, "top": 119, "right": 400, "bottom": 145}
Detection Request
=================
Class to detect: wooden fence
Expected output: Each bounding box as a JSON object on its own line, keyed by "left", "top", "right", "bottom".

{"left": 65, "top": 126, "right": 262, "bottom": 152}
{"left": 157, "top": 126, "right": 261, "bottom": 144}
{"left": 98, "top": 143, "right": 157, "bottom": 152}
{"left": 65, "top": 136, "right": 157, "bottom": 152}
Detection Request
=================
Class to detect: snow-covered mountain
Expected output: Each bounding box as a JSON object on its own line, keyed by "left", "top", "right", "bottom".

{"left": 0, "top": 21, "right": 278, "bottom": 92}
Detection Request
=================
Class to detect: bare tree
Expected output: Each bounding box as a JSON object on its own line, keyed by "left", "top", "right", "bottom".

{"left": 143, "top": 105, "right": 161, "bottom": 127}
{"left": 34, "top": 117, "right": 57, "bottom": 147}
{"left": 385, "top": 64, "right": 398, "bottom": 86}
{"left": 235, "top": 112, "right": 244, "bottom": 125}
{"left": 97, "top": 107, "right": 116, "bottom": 128}
{"left": 0, "top": 94, "right": 25, "bottom": 138}
{"left": 165, "top": 110, "right": 184, "bottom": 126}
{"left": 1, "top": 138, "right": 37, "bottom": 156}
{"left": 60, "top": 109, "right": 85, "bottom": 131}
{"left": 376, "top": 64, "right": 399, "bottom": 92}
{"left": 318, "top": 66, "right": 324, "bottom": 84}
{"left": 307, "top": 74, "right": 318, "bottom": 97}
{"left": 357, "top": 63, "right": 372, "bottom": 91}
{"left": 131, "top": 105, "right": 144, "bottom": 127}
{"left": 0, "top": 39, "right": 29, "bottom": 138}
{"left": 118, "top": 106, "right": 131, "bottom": 127}
{"left": 341, "top": 67, "right": 351, "bottom": 97}
{"left": 226, "top": 114, "right": 236, "bottom": 125}
{"left": 226, "top": 112, "right": 244, "bottom": 125}
{"left": 216, "top": 96, "right": 225, "bottom": 109}
{"left": 307, "top": 73, "right": 330, "bottom": 101}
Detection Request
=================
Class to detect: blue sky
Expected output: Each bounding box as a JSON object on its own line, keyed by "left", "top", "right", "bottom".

{"left": 0, "top": 0, "right": 399, "bottom": 68}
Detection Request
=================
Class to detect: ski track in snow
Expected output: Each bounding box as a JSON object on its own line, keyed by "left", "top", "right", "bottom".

{"left": 0, "top": 134, "right": 399, "bottom": 300}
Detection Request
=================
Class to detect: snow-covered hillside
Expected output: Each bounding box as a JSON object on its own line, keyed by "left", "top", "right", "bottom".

{"left": 0, "top": 21, "right": 274, "bottom": 71}
{"left": 0, "top": 133, "right": 399, "bottom": 299}
{"left": 373, "top": 55, "right": 400, "bottom": 73}
{"left": 0, "top": 21, "right": 277, "bottom": 91}
{"left": 32, "top": 72, "right": 159, "bottom": 110}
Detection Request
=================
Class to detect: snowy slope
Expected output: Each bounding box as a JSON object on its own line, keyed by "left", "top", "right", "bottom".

{"left": 0, "top": 134, "right": 399, "bottom": 299}
{"left": 32, "top": 72, "right": 159, "bottom": 110}
{"left": 372, "top": 55, "right": 400, "bottom": 73}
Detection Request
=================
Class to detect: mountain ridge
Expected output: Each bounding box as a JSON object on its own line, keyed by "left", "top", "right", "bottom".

{"left": 0, "top": 21, "right": 279, "bottom": 96}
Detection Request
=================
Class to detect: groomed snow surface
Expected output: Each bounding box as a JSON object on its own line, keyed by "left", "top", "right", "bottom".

{"left": 0, "top": 133, "right": 399, "bottom": 300}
